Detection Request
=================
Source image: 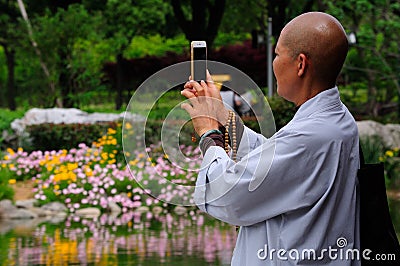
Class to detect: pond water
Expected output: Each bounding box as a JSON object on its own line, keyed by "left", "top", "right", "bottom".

{"left": 1, "top": 199, "right": 400, "bottom": 266}
{"left": 0, "top": 210, "right": 237, "bottom": 265}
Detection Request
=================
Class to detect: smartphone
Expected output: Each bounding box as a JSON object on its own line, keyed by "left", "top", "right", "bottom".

{"left": 191, "top": 41, "right": 207, "bottom": 82}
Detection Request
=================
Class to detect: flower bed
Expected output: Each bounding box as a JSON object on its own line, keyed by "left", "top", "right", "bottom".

{"left": 1, "top": 124, "right": 201, "bottom": 212}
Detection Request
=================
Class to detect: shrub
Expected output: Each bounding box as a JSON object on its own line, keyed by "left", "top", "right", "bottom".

{"left": 267, "top": 96, "right": 297, "bottom": 131}
{"left": 379, "top": 147, "right": 400, "bottom": 188}
{"left": 25, "top": 122, "right": 119, "bottom": 152}
{"left": 0, "top": 166, "right": 15, "bottom": 201}
{"left": 360, "top": 136, "right": 386, "bottom": 164}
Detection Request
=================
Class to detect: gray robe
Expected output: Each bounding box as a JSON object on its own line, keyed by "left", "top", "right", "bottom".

{"left": 194, "top": 87, "right": 360, "bottom": 265}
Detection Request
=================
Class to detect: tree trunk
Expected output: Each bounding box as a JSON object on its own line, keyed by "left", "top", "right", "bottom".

{"left": 115, "top": 53, "right": 124, "bottom": 110}
{"left": 59, "top": 46, "right": 73, "bottom": 108}
{"left": 171, "top": 0, "right": 226, "bottom": 49}
{"left": 4, "top": 45, "right": 16, "bottom": 111}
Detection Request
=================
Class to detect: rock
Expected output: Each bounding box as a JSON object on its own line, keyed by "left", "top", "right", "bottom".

{"left": 3, "top": 209, "right": 38, "bottom": 219}
{"left": 75, "top": 207, "right": 101, "bottom": 218}
{"left": 41, "top": 202, "right": 67, "bottom": 213}
{"left": 174, "top": 206, "right": 187, "bottom": 215}
{"left": 107, "top": 201, "right": 122, "bottom": 215}
{"left": 11, "top": 108, "right": 145, "bottom": 135}
{"left": 0, "top": 199, "right": 14, "bottom": 211}
{"left": 16, "top": 199, "right": 38, "bottom": 209}
{"left": 48, "top": 212, "right": 67, "bottom": 224}
{"left": 152, "top": 206, "right": 163, "bottom": 215}
{"left": 136, "top": 206, "right": 150, "bottom": 213}
{"left": 357, "top": 120, "right": 400, "bottom": 148}
{"left": 29, "top": 207, "right": 52, "bottom": 217}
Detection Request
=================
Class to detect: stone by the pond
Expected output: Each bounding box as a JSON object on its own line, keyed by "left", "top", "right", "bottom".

{"left": 75, "top": 207, "right": 101, "bottom": 218}
{"left": 29, "top": 207, "right": 53, "bottom": 217}
{"left": 174, "top": 206, "right": 187, "bottom": 215}
{"left": 0, "top": 199, "right": 14, "bottom": 211}
{"left": 107, "top": 201, "right": 122, "bottom": 214}
{"left": 3, "top": 209, "right": 38, "bottom": 220}
{"left": 136, "top": 206, "right": 150, "bottom": 213}
{"left": 16, "top": 199, "right": 38, "bottom": 209}
{"left": 152, "top": 206, "right": 163, "bottom": 215}
{"left": 41, "top": 202, "right": 67, "bottom": 212}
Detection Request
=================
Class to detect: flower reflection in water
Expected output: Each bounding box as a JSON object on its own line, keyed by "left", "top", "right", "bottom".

{"left": 0, "top": 210, "right": 237, "bottom": 265}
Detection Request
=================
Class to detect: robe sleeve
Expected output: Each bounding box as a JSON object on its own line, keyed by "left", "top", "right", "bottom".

{"left": 193, "top": 126, "right": 335, "bottom": 226}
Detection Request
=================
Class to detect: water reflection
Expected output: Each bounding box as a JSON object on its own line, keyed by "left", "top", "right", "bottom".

{"left": 0, "top": 210, "right": 237, "bottom": 265}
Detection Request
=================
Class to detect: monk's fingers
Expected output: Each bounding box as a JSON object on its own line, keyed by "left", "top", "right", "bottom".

{"left": 184, "top": 80, "right": 194, "bottom": 89}
{"left": 206, "top": 69, "right": 214, "bottom": 83}
{"left": 181, "top": 103, "right": 194, "bottom": 116}
{"left": 190, "top": 80, "right": 207, "bottom": 97}
{"left": 181, "top": 89, "right": 197, "bottom": 99}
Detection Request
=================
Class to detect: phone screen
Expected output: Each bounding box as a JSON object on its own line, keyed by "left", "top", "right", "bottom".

{"left": 191, "top": 42, "right": 207, "bottom": 81}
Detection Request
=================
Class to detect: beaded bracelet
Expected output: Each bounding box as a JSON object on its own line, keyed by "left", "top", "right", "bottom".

{"left": 199, "top": 129, "right": 223, "bottom": 146}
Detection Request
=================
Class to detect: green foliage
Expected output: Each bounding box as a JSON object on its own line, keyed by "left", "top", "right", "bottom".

{"left": 326, "top": 0, "right": 400, "bottom": 118}
{"left": 0, "top": 167, "right": 15, "bottom": 201}
{"left": 0, "top": 109, "right": 25, "bottom": 133}
{"left": 379, "top": 147, "right": 400, "bottom": 188}
{"left": 102, "top": 0, "right": 169, "bottom": 54}
{"left": 25, "top": 122, "right": 119, "bottom": 152}
{"left": 360, "top": 136, "right": 386, "bottom": 164}
{"left": 16, "top": 4, "right": 104, "bottom": 107}
{"left": 124, "top": 34, "right": 188, "bottom": 59}
{"left": 267, "top": 96, "right": 297, "bottom": 130}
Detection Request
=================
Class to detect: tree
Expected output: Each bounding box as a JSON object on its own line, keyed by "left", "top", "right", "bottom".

{"left": 18, "top": 4, "right": 102, "bottom": 107}
{"left": 97, "top": 0, "right": 169, "bottom": 110}
{"left": 0, "top": 0, "right": 21, "bottom": 110}
{"left": 326, "top": 0, "right": 400, "bottom": 118}
{"left": 170, "top": 0, "right": 226, "bottom": 49}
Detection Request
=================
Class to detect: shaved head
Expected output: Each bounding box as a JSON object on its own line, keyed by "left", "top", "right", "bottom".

{"left": 280, "top": 12, "right": 348, "bottom": 86}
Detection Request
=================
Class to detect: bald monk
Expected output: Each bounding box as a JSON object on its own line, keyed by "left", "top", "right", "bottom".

{"left": 182, "top": 12, "right": 360, "bottom": 265}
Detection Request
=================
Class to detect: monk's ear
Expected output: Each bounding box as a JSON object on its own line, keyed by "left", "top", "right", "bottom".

{"left": 297, "top": 53, "right": 308, "bottom": 77}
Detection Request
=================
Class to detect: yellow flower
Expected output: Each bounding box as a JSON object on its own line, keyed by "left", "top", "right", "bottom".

{"left": 8, "top": 179, "right": 16, "bottom": 184}
{"left": 125, "top": 122, "right": 132, "bottom": 130}
{"left": 67, "top": 163, "right": 78, "bottom": 171}
{"left": 85, "top": 169, "right": 93, "bottom": 177}
{"left": 385, "top": 150, "right": 394, "bottom": 157}
{"left": 101, "top": 152, "right": 108, "bottom": 160}
{"left": 17, "top": 147, "right": 23, "bottom": 153}
{"left": 1, "top": 163, "right": 6, "bottom": 168}
{"left": 6, "top": 148, "right": 15, "bottom": 155}
{"left": 129, "top": 159, "right": 138, "bottom": 166}
{"left": 107, "top": 128, "right": 117, "bottom": 135}
{"left": 3, "top": 155, "right": 10, "bottom": 160}
{"left": 54, "top": 185, "right": 60, "bottom": 190}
